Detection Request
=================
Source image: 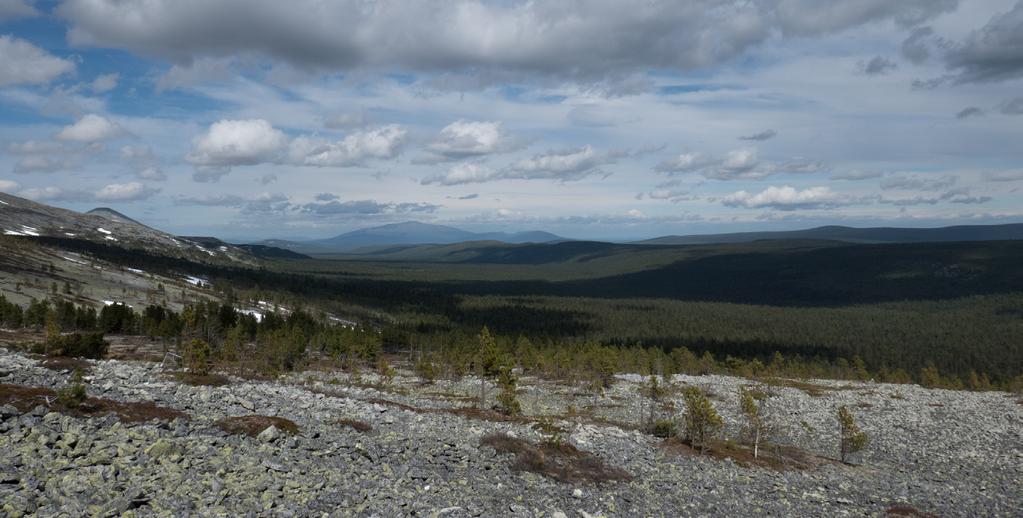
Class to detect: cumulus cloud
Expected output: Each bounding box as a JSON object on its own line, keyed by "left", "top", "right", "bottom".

{"left": 56, "top": 0, "right": 957, "bottom": 88}
{"left": 137, "top": 167, "right": 167, "bottom": 181}
{"left": 859, "top": 56, "right": 897, "bottom": 75}
{"left": 421, "top": 162, "right": 496, "bottom": 186}
{"left": 0, "top": 0, "right": 36, "bottom": 21}
{"left": 942, "top": 2, "right": 1023, "bottom": 84}
{"left": 418, "top": 121, "right": 523, "bottom": 163}
{"left": 880, "top": 173, "right": 957, "bottom": 191}
{"left": 94, "top": 181, "right": 159, "bottom": 202}
{"left": 0, "top": 35, "right": 74, "bottom": 87}
{"left": 656, "top": 148, "right": 823, "bottom": 181}
{"left": 506, "top": 146, "right": 611, "bottom": 181}
{"left": 90, "top": 73, "right": 119, "bottom": 93}
{"left": 19, "top": 186, "right": 94, "bottom": 202}
{"left": 299, "top": 199, "right": 440, "bottom": 216}
{"left": 0, "top": 179, "right": 20, "bottom": 192}
{"left": 55, "top": 114, "right": 124, "bottom": 142}
{"left": 721, "top": 185, "right": 850, "bottom": 210}
{"left": 120, "top": 145, "right": 155, "bottom": 162}
{"left": 421, "top": 146, "right": 614, "bottom": 185}
{"left": 13, "top": 156, "right": 75, "bottom": 174}
{"left": 187, "top": 119, "right": 288, "bottom": 167}
{"left": 185, "top": 119, "right": 406, "bottom": 176}
{"left": 289, "top": 125, "right": 406, "bottom": 167}
{"left": 738, "top": 129, "right": 777, "bottom": 141}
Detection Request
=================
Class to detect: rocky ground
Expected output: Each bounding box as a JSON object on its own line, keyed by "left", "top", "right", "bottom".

{"left": 0, "top": 345, "right": 1020, "bottom": 517}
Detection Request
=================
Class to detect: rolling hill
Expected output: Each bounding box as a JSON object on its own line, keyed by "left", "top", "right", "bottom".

{"left": 634, "top": 223, "right": 1023, "bottom": 246}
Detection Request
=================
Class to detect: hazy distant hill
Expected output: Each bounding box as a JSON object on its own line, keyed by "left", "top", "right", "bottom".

{"left": 276, "top": 221, "right": 566, "bottom": 252}
{"left": 634, "top": 224, "right": 1023, "bottom": 246}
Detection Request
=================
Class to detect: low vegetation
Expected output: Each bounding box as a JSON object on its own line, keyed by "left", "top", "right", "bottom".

{"left": 480, "top": 432, "right": 632, "bottom": 484}
{"left": 215, "top": 415, "right": 299, "bottom": 437}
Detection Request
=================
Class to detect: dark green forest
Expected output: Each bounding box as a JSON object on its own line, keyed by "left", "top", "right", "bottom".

{"left": 14, "top": 236, "right": 1023, "bottom": 388}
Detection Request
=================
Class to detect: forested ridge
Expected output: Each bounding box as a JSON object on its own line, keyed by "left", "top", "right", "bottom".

{"left": 7, "top": 235, "right": 1022, "bottom": 388}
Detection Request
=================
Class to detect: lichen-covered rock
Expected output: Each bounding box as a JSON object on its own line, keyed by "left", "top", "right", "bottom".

{"left": 0, "top": 346, "right": 1019, "bottom": 517}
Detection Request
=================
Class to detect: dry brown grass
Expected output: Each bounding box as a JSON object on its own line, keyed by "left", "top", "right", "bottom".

{"left": 757, "top": 378, "right": 852, "bottom": 397}
{"left": 170, "top": 371, "right": 231, "bottom": 387}
{"left": 337, "top": 418, "right": 373, "bottom": 433}
{"left": 0, "top": 383, "right": 188, "bottom": 423}
{"left": 39, "top": 356, "right": 92, "bottom": 373}
{"left": 886, "top": 505, "right": 941, "bottom": 517}
{"left": 215, "top": 415, "right": 299, "bottom": 437}
{"left": 480, "top": 433, "right": 632, "bottom": 484}
{"left": 659, "top": 437, "right": 827, "bottom": 471}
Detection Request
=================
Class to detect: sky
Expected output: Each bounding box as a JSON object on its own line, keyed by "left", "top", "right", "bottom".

{"left": 0, "top": 0, "right": 1022, "bottom": 242}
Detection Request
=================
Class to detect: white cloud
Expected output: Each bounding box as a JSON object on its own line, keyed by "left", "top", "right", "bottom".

{"left": 55, "top": 114, "right": 124, "bottom": 142}
{"left": 419, "top": 120, "right": 523, "bottom": 162}
{"left": 983, "top": 170, "right": 1023, "bottom": 182}
{"left": 18, "top": 186, "right": 92, "bottom": 202}
{"left": 0, "top": 179, "right": 20, "bottom": 192}
{"left": 90, "top": 73, "right": 119, "bottom": 93}
{"left": 289, "top": 125, "right": 406, "bottom": 167}
{"left": 120, "top": 145, "right": 155, "bottom": 162}
{"left": 722, "top": 185, "right": 850, "bottom": 210}
{"left": 421, "top": 145, "right": 613, "bottom": 185}
{"left": 656, "top": 147, "right": 824, "bottom": 180}
{"left": 13, "top": 156, "right": 75, "bottom": 174}
{"left": 94, "top": 181, "right": 159, "bottom": 202}
{"left": 507, "top": 146, "right": 609, "bottom": 180}
{"left": 137, "top": 166, "right": 167, "bottom": 181}
{"left": 0, "top": 35, "right": 75, "bottom": 87}
{"left": 187, "top": 119, "right": 288, "bottom": 166}
{"left": 421, "top": 162, "right": 496, "bottom": 186}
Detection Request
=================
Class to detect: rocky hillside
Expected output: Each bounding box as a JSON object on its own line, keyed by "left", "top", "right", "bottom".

{"left": 0, "top": 192, "right": 258, "bottom": 266}
{"left": 0, "top": 345, "right": 1018, "bottom": 517}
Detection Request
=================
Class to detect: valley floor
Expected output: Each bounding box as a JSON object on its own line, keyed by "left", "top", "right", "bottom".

{"left": 0, "top": 343, "right": 1020, "bottom": 517}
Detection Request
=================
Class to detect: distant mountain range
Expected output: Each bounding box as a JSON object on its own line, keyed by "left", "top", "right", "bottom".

{"left": 256, "top": 221, "right": 567, "bottom": 253}
{"left": 632, "top": 224, "right": 1023, "bottom": 246}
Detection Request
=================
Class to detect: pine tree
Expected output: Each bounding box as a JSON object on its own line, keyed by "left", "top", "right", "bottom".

{"left": 475, "top": 326, "right": 503, "bottom": 409}
{"left": 681, "top": 386, "right": 723, "bottom": 453}
{"left": 495, "top": 365, "right": 521, "bottom": 416}
{"left": 838, "top": 405, "right": 869, "bottom": 463}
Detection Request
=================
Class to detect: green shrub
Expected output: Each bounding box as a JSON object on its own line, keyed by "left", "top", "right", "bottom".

{"left": 56, "top": 368, "right": 88, "bottom": 408}
{"left": 681, "top": 386, "right": 723, "bottom": 453}
{"left": 649, "top": 418, "right": 678, "bottom": 438}
{"left": 46, "top": 332, "right": 108, "bottom": 359}
{"left": 838, "top": 405, "right": 869, "bottom": 463}
{"left": 183, "top": 338, "right": 212, "bottom": 376}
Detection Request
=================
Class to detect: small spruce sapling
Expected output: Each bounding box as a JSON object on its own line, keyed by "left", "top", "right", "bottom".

{"left": 681, "top": 386, "right": 723, "bottom": 453}
{"left": 183, "top": 338, "right": 212, "bottom": 376}
{"left": 837, "top": 405, "right": 870, "bottom": 463}
{"left": 57, "top": 368, "right": 87, "bottom": 408}
{"left": 475, "top": 326, "right": 503, "bottom": 409}
{"left": 496, "top": 365, "right": 522, "bottom": 416}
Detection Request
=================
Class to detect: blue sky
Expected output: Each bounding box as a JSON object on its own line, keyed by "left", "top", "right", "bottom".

{"left": 1, "top": 0, "right": 1022, "bottom": 241}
